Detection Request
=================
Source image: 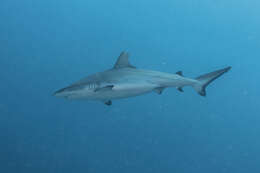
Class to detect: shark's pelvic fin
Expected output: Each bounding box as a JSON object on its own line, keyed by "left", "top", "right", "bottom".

{"left": 113, "top": 51, "right": 136, "bottom": 69}
{"left": 154, "top": 87, "right": 165, "bottom": 95}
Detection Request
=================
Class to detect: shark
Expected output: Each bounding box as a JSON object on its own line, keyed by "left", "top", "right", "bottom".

{"left": 53, "top": 52, "right": 231, "bottom": 105}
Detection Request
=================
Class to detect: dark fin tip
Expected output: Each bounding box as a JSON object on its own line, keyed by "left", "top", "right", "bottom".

{"left": 199, "top": 88, "right": 206, "bottom": 96}
{"left": 177, "top": 87, "right": 184, "bottom": 92}
{"left": 154, "top": 87, "right": 165, "bottom": 95}
{"left": 176, "top": 71, "right": 183, "bottom": 76}
{"left": 225, "top": 66, "right": 232, "bottom": 72}
{"left": 105, "top": 100, "right": 112, "bottom": 106}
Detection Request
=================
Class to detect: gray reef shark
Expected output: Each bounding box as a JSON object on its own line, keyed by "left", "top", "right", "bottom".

{"left": 53, "top": 52, "right": 231, "bottom": 105}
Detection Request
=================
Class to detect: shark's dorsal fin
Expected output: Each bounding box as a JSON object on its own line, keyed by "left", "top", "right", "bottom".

{"left": 113, "top": 51, "right": 136, "bottom": 69}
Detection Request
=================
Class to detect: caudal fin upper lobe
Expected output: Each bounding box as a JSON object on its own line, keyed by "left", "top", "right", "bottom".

{"left": 193, "top": 66, "right": 231, "bottom": 96}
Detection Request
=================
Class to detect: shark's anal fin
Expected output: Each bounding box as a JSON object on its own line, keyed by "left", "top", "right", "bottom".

{"left": 104, "top": 100, "right": 112, "bottom": 106}
{"left": 113, "top": 51, "right": 136, "bottom": 69}
{"left": 154, "top": 87, "right": 165, "bottom": 95}
{"left": 177, "top": 87, "right": 184, "bottom": 92}
{"left": 94, "top": 85, "right": 114, "bottom": 92}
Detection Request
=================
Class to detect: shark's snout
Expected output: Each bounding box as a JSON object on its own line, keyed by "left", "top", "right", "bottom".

{"left": 53, "top": 87, "right": 69, "bottom": 97}
{"left": 53, "top": 84, "right": 88, "bottom": 98}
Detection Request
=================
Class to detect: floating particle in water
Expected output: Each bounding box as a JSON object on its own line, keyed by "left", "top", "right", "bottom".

{"left": 243, "top": 90, "right": 248, "bottom": 96}
{"left": 161, "top": 61, "right": 167, "bottom": 65}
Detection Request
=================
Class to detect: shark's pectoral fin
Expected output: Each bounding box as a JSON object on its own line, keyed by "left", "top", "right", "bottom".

{"left": 154, "top": 87, "right": 165, "bottom": 95}
{"left": 94, "top": 85, "right": 114, "bottom": 92}
{"left": 104, "top": 100, "right": 112, "bottom": 106}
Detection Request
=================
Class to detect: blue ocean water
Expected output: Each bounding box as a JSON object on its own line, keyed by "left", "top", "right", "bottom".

{"left": 0, "top": 0, "right": 259, "bottom": 172}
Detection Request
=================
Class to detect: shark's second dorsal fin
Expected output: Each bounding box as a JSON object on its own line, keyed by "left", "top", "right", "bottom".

{"left": 176, "top": 71, "right": 183, "bottom": 76}
{"left": 113, "top": 51, "right": 136, "bottom": 69}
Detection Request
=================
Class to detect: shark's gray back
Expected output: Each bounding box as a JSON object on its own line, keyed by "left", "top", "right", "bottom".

{"left": 72, "top": 68, "right": 139, "bottom": 86}
{"left": 73, "top": 67, "right": 182, "bottom": 88}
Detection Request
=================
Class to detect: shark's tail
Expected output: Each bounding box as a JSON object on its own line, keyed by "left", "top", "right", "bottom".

{"left": 193, "top": 66, "right": 231, "bottom": 96}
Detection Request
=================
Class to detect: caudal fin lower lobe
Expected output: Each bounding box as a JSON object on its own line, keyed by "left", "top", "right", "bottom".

{"left": 193, "top": 66, "right": 231, "bottom": 96}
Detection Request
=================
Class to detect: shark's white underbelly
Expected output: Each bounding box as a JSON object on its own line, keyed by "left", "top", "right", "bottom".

{"left": 69, "top": 83, "right": 157, "bottom": 100}
{"left": 97, "top": 83, "right": 156, "bottom": 100}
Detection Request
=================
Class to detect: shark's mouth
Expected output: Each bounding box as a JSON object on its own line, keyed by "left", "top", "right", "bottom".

{"left": 53, "top": 84, "right": 87, "bottom": 96}
{"left": 64, "top": 93, "right": 79, "bottom": 99}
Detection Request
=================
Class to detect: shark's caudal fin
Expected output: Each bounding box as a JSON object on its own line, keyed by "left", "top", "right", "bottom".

{"left": 193, "top": 66, "right": 231, "bottom": 96}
